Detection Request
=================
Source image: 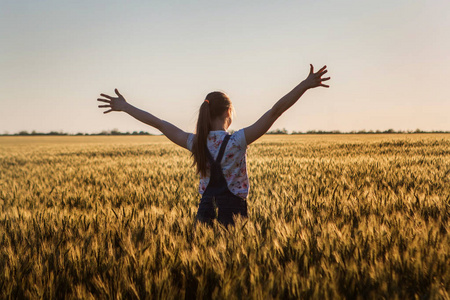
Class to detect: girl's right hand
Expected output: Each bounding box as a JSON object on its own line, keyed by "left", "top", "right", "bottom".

{"left": 97, "top": 89, "right": 129, "bottom": 114}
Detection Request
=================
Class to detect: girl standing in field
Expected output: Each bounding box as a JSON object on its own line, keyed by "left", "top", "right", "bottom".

{"left": 97, "top": 64, "right": 330, "bottom": 226}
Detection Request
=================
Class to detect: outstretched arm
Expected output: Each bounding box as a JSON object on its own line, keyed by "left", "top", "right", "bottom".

{"left": 244, "top": 64, "right": 330, "bottom": 145}
{"left": 97, "top": 89, "right": 190, "bottom": 149}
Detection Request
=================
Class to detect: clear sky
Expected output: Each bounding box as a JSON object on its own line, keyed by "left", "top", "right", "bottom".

{"left": 1, "top": 0, "right": 449, "bottom": 134}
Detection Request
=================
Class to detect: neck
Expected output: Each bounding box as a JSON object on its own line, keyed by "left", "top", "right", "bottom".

{"left": 210, "top": 118, "right": 227, "bottom": 131}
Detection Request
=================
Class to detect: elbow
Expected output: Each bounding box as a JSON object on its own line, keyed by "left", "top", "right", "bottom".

{"left": 149, "top": 117, "right": 165, "bottom": 131}
{"left": 153, "top": 120, "right": 164, "bottom": 131}
{"left": 269, "top": 106, "right": 283, "bottom": 121}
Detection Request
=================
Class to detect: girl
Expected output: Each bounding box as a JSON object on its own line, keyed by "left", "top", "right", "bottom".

{"left": 97, "top": 64, "right": 330, "bottom": 226}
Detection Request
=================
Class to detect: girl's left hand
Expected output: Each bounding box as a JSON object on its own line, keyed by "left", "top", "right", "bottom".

{"left": 304, "top": 64, "right": 330, "bottom": 89}
{"left": 97, "top": 89, "right": 128, "bottom": 113}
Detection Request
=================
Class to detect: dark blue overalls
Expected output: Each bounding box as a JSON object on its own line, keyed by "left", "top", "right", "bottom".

{"left": 196, "top": 134, "right": 248, "bottom": 226}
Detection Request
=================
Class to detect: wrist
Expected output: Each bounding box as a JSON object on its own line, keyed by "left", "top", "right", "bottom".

{"left": 298, "top": 80, "right": 311, "bottom": 91}
{"left": 122, "top": 102, "right": 132, "bottom": 113}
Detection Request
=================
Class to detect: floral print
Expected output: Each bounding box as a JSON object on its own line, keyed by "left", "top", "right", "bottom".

{"left": 187, "top": 129, "right": 249, "bottom": 199}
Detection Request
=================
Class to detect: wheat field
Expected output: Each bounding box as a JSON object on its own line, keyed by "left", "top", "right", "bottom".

{"left": 0, "top": 134, "right": 449, "bottom": 299}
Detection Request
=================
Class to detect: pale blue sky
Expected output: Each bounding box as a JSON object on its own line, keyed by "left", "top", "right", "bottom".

{"left": 1, "top": 0, "right": 449, "bottom": 134}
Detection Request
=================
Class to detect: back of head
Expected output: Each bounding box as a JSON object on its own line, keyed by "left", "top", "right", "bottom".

{"left": 192, "top": 91, "right": 232, "bottom": 176}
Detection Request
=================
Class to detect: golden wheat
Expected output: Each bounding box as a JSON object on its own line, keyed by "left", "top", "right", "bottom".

{"left": 0, "top": 134, "right": 449, "bottom": 299}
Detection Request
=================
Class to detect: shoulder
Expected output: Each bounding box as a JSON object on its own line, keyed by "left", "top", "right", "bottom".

{"left": 187, "top": 133, "right": 195, "bottom": 152}
{"left": 230, "top": 129, "right": 247, "bottom": 149}
{"left": 187, "top": 130, "right": 247, "bottom": 152}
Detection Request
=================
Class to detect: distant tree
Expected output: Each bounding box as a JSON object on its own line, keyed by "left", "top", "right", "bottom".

{"left": 47, "top": 131, "right": 67, "bottom": 135}
{"left": 267, "top": 128, "right": 288, "bottom": 135}
{"left": 110, "top": 129, "right": 121, "bottom": 135}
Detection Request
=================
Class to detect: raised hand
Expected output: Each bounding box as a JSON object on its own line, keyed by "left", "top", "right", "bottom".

{"left": 304, "top": 64, "right": 330, "bottom": 89}
{"left": 97, "top": 89, "right": 128, "bottom": 114}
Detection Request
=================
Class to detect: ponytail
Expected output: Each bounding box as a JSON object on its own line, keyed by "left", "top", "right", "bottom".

{"left": 192, "top": 91, "right": 232, "bottom": 176}
{"left": 192, "top": 101, "right": 211, "bottom": 176}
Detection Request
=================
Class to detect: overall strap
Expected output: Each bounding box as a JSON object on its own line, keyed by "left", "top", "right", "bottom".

{"left": 215, "top": 134, "right": 231, "bottom": 163}
{"left": 205, "top": 134, "right": 231, "bottom": 164}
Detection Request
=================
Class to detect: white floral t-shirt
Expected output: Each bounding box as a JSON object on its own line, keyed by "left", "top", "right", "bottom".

{"left": 187, "top": 129, "right": 249, "bottom": 199}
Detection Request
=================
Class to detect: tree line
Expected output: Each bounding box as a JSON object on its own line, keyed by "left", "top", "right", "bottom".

{"left": 2, "top": 128, "right": 449, "bottom": 136}
{"left": 268, "top": 128, "right": 450, "bottom": 134}
{"left": 2, "top": 130, "right": 153, "bottom": 136}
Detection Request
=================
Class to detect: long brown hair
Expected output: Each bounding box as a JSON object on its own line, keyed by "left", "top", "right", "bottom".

{"left": 192, "top": 91, "right": 232, "bottom": 176}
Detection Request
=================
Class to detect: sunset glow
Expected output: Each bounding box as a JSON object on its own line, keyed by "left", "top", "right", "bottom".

{"left": 1, "top": 1, "right": 449, "bottom": 134}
